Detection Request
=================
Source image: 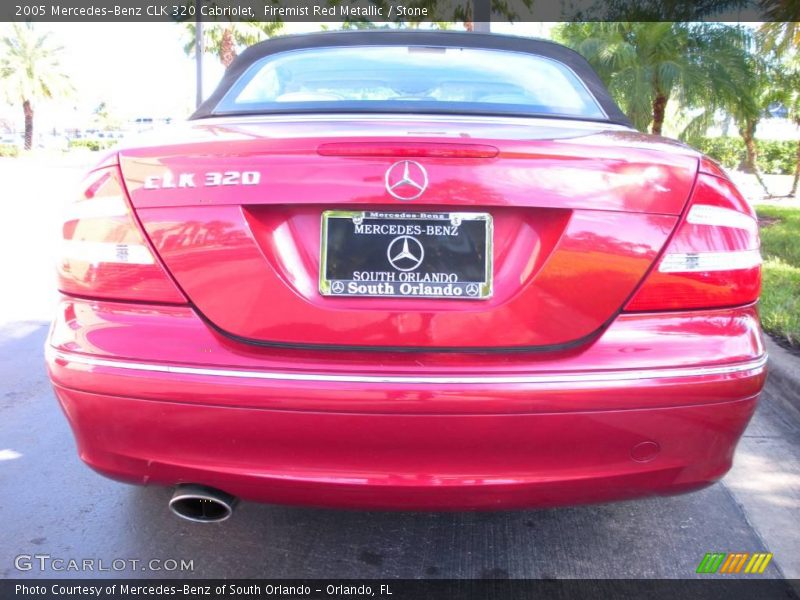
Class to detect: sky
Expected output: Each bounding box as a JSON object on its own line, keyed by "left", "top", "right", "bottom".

{"left": 0, "top": 21, "right": 554, "bottom": 131}
{"left": 27, "top": 23, "right": 220, "bottom": 123}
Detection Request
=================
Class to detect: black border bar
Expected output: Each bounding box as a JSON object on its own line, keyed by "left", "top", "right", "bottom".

{"left": 4, "top": 0, "right": 798, "bottom": 23}
{"left": 4, "top": 579, "right": 800, "bottom": 600}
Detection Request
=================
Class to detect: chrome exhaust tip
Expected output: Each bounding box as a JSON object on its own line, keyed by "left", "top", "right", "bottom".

{"left": 169, "top": 484, "right": 238, "bottom": 523}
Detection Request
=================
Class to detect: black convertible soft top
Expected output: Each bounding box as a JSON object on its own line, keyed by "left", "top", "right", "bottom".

{"left": 191, "top": 29, "right": 631, "bottom": 126}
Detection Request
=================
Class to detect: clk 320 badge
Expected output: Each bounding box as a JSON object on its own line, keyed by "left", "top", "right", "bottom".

{"left": 143, "top": 171, "right": 261, "bottom": 189}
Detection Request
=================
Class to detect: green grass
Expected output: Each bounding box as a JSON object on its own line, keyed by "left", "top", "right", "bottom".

{"left": 756, "top": 205, "right": 800, "bottom": 348}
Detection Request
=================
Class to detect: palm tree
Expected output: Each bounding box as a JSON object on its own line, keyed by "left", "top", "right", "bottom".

{"left": 0, "top": 23, "right": 72, "bottom": 150}
{"left": 555, "top": 23, "right": 754, "bottom": 136}
{"left": 759, "top": 22, "right": 800, "bottom": 55}
{"left": 680, "top": 27, "right": 777, "bottom": 192}
{"left": 774, "top": 57, "right": 800, "bottom": 196}
{"left": 759, "top": 19, "right": 800, "bottom": 196}
{"left": 183, "top": 22, "right": 283, "bottom": 68}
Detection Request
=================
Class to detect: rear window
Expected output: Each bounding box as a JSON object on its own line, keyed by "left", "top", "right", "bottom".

{"left": 213, "top": 45, "right": 606, "bottom": 120}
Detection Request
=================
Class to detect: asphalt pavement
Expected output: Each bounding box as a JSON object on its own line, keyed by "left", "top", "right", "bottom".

{"left": 0, "top": 156, "right": 799, "bottom": 581}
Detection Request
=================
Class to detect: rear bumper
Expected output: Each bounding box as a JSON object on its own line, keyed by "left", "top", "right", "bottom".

{"left": 46, "top": 298, "right": 766, "bottom": 510}
{"left": 52, "top": 384, "right": 758, "bottom": 510}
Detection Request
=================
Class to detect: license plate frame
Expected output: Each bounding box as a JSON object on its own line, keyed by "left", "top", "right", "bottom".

{"left": 320, "top": 210, "right": 493, "bottom": 300}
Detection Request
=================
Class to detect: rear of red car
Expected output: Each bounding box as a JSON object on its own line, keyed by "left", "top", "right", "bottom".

{"left": 46, "top": 31, "right": 765, "bottom": 517}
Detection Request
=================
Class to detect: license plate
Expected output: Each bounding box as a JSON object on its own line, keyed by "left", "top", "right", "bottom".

{"left": 320, "top": 210, "right": 493, "bottom": 300}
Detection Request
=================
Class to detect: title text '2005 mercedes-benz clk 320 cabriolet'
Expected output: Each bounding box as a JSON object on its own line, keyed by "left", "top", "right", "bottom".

{"left": 46, "top": 30, "right": 765, "bottom": 522}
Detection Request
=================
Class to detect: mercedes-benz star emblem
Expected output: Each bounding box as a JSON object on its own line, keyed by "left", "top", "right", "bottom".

{"left": 385, "top": 160, "right": 428, "bottom": 200}
{"left": 331, "top": 281, "right": 345, "bottom": 294}
{"left": 466, "top": 283, "right": 481, "bottom": 296}
{"left": 387, "top": 235, "right": 425, "bottom": 271}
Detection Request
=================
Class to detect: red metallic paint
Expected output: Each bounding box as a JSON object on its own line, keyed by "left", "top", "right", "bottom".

{"left": 116, "top": 117, "right": 702, "bottom": 349}
{"left": 117, "top": 119, "right": 700, "bottom": 215}
{"left": 49, "top": 298, "right": 765, "bottom": 386}
{"left": 47, "top": 115, "right": 766, "bottom": 510}
{"left": 47, "top": 296, "right": 764, "bottom": 509}
{"left": 137, "top": 205, "right": 675, "bottom": 348}
{"left": 52, "top": 385, "right": 757, "bottom": 510}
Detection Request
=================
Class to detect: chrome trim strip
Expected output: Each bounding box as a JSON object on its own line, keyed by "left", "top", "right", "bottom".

{"left": 193, "top": 113, "right": 633, "bottom": 131}
{"left": 47, "top": 347, "right": 767, "bottom": 386}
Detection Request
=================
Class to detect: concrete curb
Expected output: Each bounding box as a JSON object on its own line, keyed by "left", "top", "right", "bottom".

{"left": 764, "top": 335, "right": 800, "bottom": 421}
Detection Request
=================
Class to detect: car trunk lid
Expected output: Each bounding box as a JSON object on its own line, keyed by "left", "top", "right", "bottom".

{"left": 119, "top": 116, "right": 697, "bottom": 350}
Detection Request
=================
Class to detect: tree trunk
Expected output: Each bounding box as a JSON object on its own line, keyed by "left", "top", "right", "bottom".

{"left": 23, "top": 99, "right": 33, "bottom": 151}
{"left": 740, "top": 120, "right": 771, "bottom": 196}
{"left": 741, "top": 122, "right": 758, "bottom": 173}
{"left": 219, "top": 28, "right": 236, "bottom": 68}
{"left": 651, "top": 93, "right": 667, "bottom": 135}
{"left": 463, "top": 0, "right": 473, "bottom": 31}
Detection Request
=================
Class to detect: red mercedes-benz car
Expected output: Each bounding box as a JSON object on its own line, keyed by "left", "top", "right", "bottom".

{"left": 46, "top": 31, "right": 766, "bottom": 522}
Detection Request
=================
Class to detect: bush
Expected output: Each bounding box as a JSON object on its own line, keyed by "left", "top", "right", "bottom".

{"left": 0, "top": 144, "right": 19, "bottom": 157}
{"left": 68, "top": 139, "right": 116, "bottom": 152}
{"left": 693, "top": 137, "right": 743, "bottom": 170}
{"left": 692, "top": 137, "right": 798, "bottom": 175}
{"left": 759, "top": 140, "right": 797, "bottom": 175}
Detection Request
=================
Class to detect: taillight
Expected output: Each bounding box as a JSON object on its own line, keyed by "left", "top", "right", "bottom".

{"left": 58, "top": 165, "right": 186, "bottom": 303}
{"left": 624, "top": 172, "right": 761, "bottom": 311}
